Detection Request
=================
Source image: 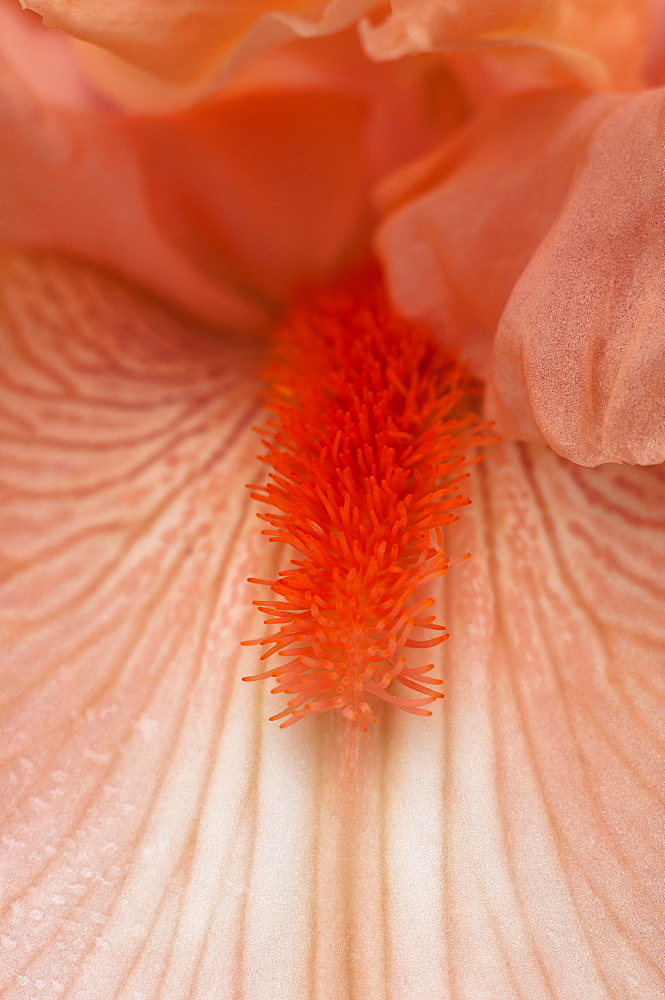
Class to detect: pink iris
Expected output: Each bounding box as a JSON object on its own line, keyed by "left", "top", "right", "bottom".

{"left": 0, "top": 1, "right": 663, "bottom": 997}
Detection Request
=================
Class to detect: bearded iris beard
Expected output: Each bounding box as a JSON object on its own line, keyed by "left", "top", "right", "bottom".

{"left": 243, "top": 263, "right": 491, "bottom": 729}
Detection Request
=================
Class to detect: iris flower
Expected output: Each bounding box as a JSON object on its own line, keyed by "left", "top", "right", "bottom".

{"left": 1, "top": 1, "right": 664, "bottom": 997}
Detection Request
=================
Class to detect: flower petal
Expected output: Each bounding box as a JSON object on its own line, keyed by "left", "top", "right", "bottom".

{"left": 376, "top": 88, "right": 620, "bottom": 375}
{"left": 644, "top": 0, "right": 665, "bottom": 85}
{"left": 359, "top": 0, "right": 651, "bottom": 90}
{"left": 420, "top": 442, "right": 665, "bottom": 998}
{"left": 0, "top": 42, "right": 372, "bottom": 327}
{"left": 21, "top": 0, "right": 376, "bottom": 102}
{"left": 488, "top": 88, "right": 665, "bottom": 466}
{"left": 127, "top": 88, "right": 373, "bottom": 308}
{"left": 1, "top": 252, "right": 663, "bottom": 998}
{"left": 0, "top": 45, "right": 266, "bottom": 329}
{"left": 0, "top": 0, "right": 96, "bottom": 110}
{"left": 0, "top": 250, "right": 269, "bottom": 997}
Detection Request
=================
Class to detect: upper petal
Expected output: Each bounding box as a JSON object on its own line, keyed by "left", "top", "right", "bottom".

{"left": 20, "top": 0, "right": 377, "bottom": 102}
{"left": 0, "top": 37, "right": 374, "bottom": 327}
{"left": 488, "top": 87, "right": 665, "bottom": 467}
{"left": 0, "top": 40, "right": 267, "bottom": 329}
{"left": 376, "top": 87, "right": 620, "bottom": 375}
{"left": 360, "top": 0, "right": 651, "bottom": 90}
{"left": 126, "top": 87, "right": 373, "bottom": 309}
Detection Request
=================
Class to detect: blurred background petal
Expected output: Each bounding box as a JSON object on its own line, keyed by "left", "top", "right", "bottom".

{"left": 20, "top": 0, "right": 377, "bottom": 106}
{"left": 360, "top": 0, "right": 651, "bottom": 90}
{"left": 1, "top": 3, "right": 467, "bottom": 328}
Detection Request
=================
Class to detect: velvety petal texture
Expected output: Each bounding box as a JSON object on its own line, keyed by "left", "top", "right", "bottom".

{"left": 488, "top": 87, "right": 665, "bottom": 466}
{"left": 1, "top": 251, "right": 664, "bottom": 999}
{"left": 378, "top": 84, "right": 665, "bottom": 466}
{"left": 360, "top": 0, "right": 651, "bottom": 90}
{"left": 376, "top": 87, "right": 621, "bottom": 374}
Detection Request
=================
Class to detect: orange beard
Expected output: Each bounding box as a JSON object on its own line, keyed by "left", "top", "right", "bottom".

{"left": 243, "top": 262, "right": 491, "bottom": 728}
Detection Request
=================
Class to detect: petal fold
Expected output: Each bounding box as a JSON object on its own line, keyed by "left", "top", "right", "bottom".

{"left": 127, "top": 88, "right": 373, "bottom": 308}
{"left": 489, "top": 88, "right": 665, "bottom": 466}
{"left": 0, "top": 43, "right": 372, "bottom": 327}
{"left": 360, "top": 0, "right": 651, "bottom": 90}
{"left": 21, "top": 0, "right": 377, "bottom": 102}
{"left": 376, "top": 88, "right": 620, "bottom": 374}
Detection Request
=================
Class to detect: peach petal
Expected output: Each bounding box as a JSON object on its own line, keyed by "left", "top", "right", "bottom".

{"left": 424, "top": 443, "right": 665, "bottom": 999}
{"left": 1, "top": 252, "right": 664, "bottom": 998}
{"left": 376, "top": 88, "right": 620, "bottom": 376}
{"left": 231, "top": 29, "right": 469, "bottom": 185}
{"left": 360, "top": 0, "right": 651, "bottom": 90}
{"left": 489, "top": 88, "right": 665, "bottom": 467}
{"left": 0, "top": 44, "right": 374, "bottom": 327}
{"left": 0, "top": 48, "right": 267, "bottom": 330}
{"left": 127, "top": 89, "right": 373, "bottom": 308}
{"left": 644, "top": 0, "right": 665, "bottom": 85}
{"left": 0, "top": 0, "right": 97, "bottom": 110}
{"left": 21, "top": 0, "right": 377, "bottom": 105}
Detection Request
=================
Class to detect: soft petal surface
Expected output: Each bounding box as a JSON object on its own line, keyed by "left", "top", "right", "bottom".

{"left": 644, "top": 0, "right": 665, "bottom": 84}
{"left": 0, "top": 0, "right": 97, "bottom": 110}
{"left": 0, "top": 46, "right": 263, "bottom": 329}
{"left": 1, "top": 251, "right": 664, "bottom": 999}
{"left": 21, "top": 0, "right": 377, "bottom": 102}
{"left": 0, "top": 42, "right": 374, "bottom": 327}
{"left": 376, "top": 88, "right": 621, "bottom": 375}
{"left": 126, "top": 88, "right": 372, "bottom": 309}
{"left": 488, "top": 87, "right": 665, "bottom": 466}
{"left": 360, "top": 0, "right": 651, "bottom": 90}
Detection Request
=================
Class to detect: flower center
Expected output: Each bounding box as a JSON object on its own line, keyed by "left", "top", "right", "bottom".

{"left": 242, "top": 262, "right": 488, "bottom": 730}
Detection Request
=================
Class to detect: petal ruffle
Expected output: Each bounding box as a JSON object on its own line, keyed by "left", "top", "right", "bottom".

{"left": 21, "top": 0, "right": 377, "bottom": 103}
{"left": 0, "top": 45, "right": 265, "bottom": 329}
{"left": 1, "top": 252, "right": 664, "bottom": 998}
{"left": 378, "top": 85, "right": 664, "bottom": 466}
{"left": 488, "top": 88, "right": 665, "bottom": 466}
{"left": 376, "top": 88, "right": 620, "bottom": 375}
{"left": 0, "top": 43, "right": 373, "bottom": 327}
{"left": 360, "top": 0, "right": 651, "bottom": 90}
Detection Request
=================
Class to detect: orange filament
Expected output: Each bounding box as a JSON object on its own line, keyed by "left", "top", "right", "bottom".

{"left": 242, "top": 263, "right": 488, "bottom": 730}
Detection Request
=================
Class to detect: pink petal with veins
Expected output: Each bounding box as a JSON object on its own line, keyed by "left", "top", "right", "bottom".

{"left": 1, "top": 252, "right": 664, "bottom": 999}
